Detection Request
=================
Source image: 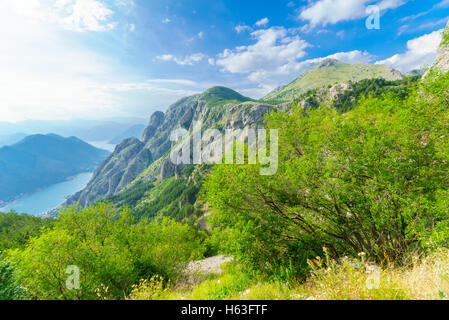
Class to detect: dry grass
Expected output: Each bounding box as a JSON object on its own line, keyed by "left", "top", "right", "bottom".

{"left": 295, "top": 249, "right": 449, "bottom": 300}
{"left": 127, "top": 249, "right": 449, "bottom": 300}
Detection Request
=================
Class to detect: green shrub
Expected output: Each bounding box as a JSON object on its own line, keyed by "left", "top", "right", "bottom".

{"left": 205, "top": 71, "right": 449, "bottom": 274}
{"left": 8, "top": 203, "right": 206, "bottom": 300}
{"left": 0, "top": 257, "right": 26, "bottom": 300}
{"left": 0, "top": 211, "right": 54, "bottom": 251}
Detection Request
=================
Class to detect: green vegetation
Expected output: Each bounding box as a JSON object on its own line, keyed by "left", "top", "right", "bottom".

{"left": 205, "top": 70, "right": 449, "bottom": 276}
{"left": 3, "top": 55, "right": 449, "bottom": 300}
{"left": 6, "top": 203, "right": 206, "bottom": 300}
{"left": 442, "top": 25, "right": 449, "bottom": 47}
{"left": 0, "top": 257, "right": 27, "bottom": 300}
{"left": 199, "top": 86, "right": 254, "bottom": 108}
{"left": 110, "top": 165, "right": 208, "bottom": 223}
{"left": 0, "top": 212, "right": 54, "bottom": 251}
{"left": 262, "top": 59, "right": 403, "bottom": 104}
{"left": 332, "top": 76, "right": 420, "bottom": 112}
{"left": 150, "top": 249, "right": 449, "bottom": 300}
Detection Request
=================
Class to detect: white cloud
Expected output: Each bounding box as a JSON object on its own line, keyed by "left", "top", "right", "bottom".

{"left": 219, "top": 27, "right": 373, "bottom": 96}
{"left": 215, "top": 26, "right": 375, "bottom": 95}
{"left": 0, "top": 1, "right": 199, "bottom": 122}
{"left": 376, "top": 30, "right": 443, "bottom": 72}
{"left": 300, "top": 0, "right": 406, "bottom": 26}
{"left": 7, "top": 0, "right": 122, "bottom": 32}
{"left": 436, "top": 0, "right": 449, "bottom": 8}
{"left": 235, "top": 24, "right": 251, "bottom": 33}
{"left": 162, "top": 18, "right": 171, "bottom": 24}
{"left": 218, "top": 46, "right": 374, "bottom": 97}
{"left": 157, "top": 53, "right": 208, "bottom": 66}
{"left": 377, "top": 0, "right": 405, "bottom": 10}
{"left": 255, "top": 17, "right": 269, "bottom": 27}
{"left": 216, "top": 27, "right": 309, "bottom": 75}
{"left": 61, "top": 0, "right": 115, "bottom": 31}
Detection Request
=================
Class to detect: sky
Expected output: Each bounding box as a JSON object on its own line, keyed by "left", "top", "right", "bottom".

{"left": 0, "top": 0, "right": 448, "bottom": 123}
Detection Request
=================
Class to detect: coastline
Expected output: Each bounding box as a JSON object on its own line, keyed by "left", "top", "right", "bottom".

{"left": 0, "top": 172, "right": 93, "bottom": 215}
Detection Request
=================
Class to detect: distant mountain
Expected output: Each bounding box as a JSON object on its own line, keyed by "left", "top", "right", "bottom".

{"left": 262, "top": 59, "right": 403, "bottom": 103}
{"left": 405, "top": 69, "right": 426, "bottom": 77}
{"left": 0, "top": 134, "right": 109, "bottom": 203}
{"left": 0, "top": 118, "right": 148, "bottom": 142}
{"left": 108, "top": 124, "right": 146, "bottom": 145}
{"left": 0, "top": 133, "right": 28, "bottom": 147}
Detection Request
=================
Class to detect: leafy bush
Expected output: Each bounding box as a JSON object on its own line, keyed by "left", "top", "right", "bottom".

{"left": 0, "top": 257, "right": 26, "bottom": 300}
{"left": 8, "top": 203, "right": 206, "bottom": 300}
{"left": 205, "top": 71, "right": 449, "bottom": 275}
{"left": 0, "top": 212, "right": 54, "bottom": 251}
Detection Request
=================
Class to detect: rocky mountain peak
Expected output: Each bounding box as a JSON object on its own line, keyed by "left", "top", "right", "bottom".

{"left": 142, "top": 111, "right": 165, "bottom": 142}
{"left": 313, "top": 58, "right": 342, "bottom": 69}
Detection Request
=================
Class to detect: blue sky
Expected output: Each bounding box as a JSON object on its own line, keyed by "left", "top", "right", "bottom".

{"left": 0, "top": 0, "right": 448, "bottom": 122}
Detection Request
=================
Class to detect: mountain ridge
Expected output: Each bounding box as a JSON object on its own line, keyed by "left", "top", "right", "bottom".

{"left": 262, "top": 59, "right": 403, "bottom": 103}
{"left": 65, "top": 86, "right": 275, "bottom": 207}
{"left": 64, "top": 59, "right": 409, "bottom": 208}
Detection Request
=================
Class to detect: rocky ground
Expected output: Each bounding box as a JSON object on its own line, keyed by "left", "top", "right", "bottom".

{"left": 176, "top": 255, "right": 233, "bottom": 290}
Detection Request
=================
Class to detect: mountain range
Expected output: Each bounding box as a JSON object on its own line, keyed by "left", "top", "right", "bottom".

{"left": 0, "top": 119, "right": 148, "bottom": 144}
{"left": 65, "top": 58, "right": 413, "bottom": 212}
{"left": 0, "top": 134, "right": 109, "bottom": 204}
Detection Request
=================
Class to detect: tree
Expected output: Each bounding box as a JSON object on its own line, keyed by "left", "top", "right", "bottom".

{"left": 205, "top": 71, "right": 449, "bottom": 272}
{"left": 8, "top": 203, "right": 205, "bottom": 300}
{"left": 0, "top": 257, "right": 26, "bottom": 300}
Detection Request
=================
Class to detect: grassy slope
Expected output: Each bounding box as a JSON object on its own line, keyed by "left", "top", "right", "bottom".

{"left": 199, "top": 86, "right": 254, "bottom": 108}
{"left": 263, "top": 59, "right": 403, "bottom": 104}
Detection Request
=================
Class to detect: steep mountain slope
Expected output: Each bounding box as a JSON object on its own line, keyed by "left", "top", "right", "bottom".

{"left": 262, "top": 59, "right": 403, "bottom": 103}
{"left": 0, "top": 134, "right": 109, "bottom": 202}
{"left": 65, "top": 61, "right": 411, "bottom": 210}
{"left": 66, "top": 87, "right": 275, "bottom": 207}
{"left": 66, "top": 137, "right": 152, "bottom": 206}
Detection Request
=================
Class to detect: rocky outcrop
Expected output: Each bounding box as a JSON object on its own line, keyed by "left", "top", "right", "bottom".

{"left": 66, "top": 137, "right": 152, "bottom": 206}
{"left": 66, "top": 88, "right": 276, "bottom": 207}
{"left": 424, "top": 20, "right": 449, "bottom": 77}
{"left": 434, "top": 21, "right": 449, "bottom": 73}
{"left": 142, "top": 111, "right": 165, "bottom": 143}
{"left": 139, "top": 100, "right": 276, "bottom": 183}
{"left": 262, "top": 58, "right": 403, "bottom": 103}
